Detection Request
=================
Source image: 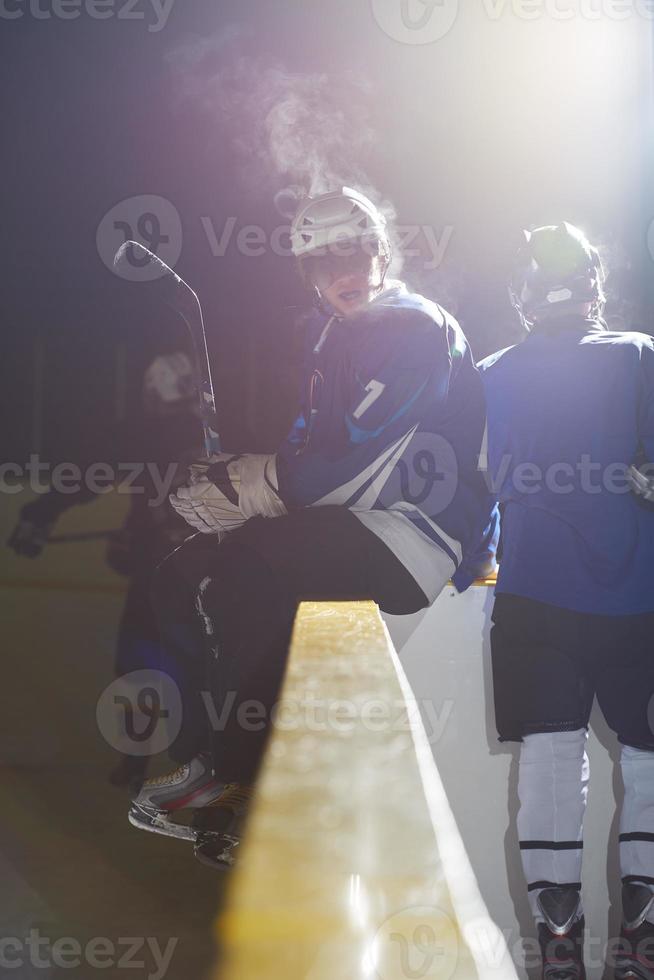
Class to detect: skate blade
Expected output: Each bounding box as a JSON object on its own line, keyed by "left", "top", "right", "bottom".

{"left": 193, "top": 834, "right": 240, "bottom": 870}
{"left": 128, "top": 804, "right": 198, "bottom": 843}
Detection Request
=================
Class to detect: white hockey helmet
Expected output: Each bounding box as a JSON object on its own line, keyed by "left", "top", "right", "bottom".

{"left": 143, "top": 352, "right": 195, "bottom": 412}
{"left": 290, "top": 186, "right": 389, "bottom": 258}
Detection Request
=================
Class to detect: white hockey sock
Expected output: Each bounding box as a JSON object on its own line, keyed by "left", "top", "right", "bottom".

{"left": 619, "top": 745, "right": 654, "bottom": 890}
{"left": 517, "top": 729, "right": 589, "bottom": 921}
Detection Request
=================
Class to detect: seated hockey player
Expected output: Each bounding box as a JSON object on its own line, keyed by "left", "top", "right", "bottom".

{"left": 479, "top": 223, "right": 654, "bottom": 980}
{"left": 129, "top": 186, "right": 497, "bottom": 867}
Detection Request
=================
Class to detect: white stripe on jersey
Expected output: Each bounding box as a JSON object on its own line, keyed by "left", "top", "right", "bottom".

{"left": 314, "top": 425, "right": 418, "bottom": 508}
{"left": 391, "top": 501, "right": 464, "bottom": 566}
{"left": 354, "top": 508, "right": 455, "bottom": 604}
{"left": 478, "top": 422, "right": 489, "bottom": 472}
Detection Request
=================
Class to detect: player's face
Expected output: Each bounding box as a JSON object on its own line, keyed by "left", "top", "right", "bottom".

{"left": 301, "top": 240, "right": 386, "bottom": 317}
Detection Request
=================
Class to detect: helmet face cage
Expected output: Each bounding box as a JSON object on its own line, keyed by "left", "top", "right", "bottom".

{"left": 291, "top": 189, "right": 393, "bottom": 304}
{"left": 510, "top": 224, "right": 605, "bottom": 328}
{"left": 297, "top": 235, "right": 391, "bottom": 292}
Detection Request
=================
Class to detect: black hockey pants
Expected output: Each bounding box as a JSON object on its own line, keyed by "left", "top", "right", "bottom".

{"left": 151, "top": 506, "right": 428, "bottom": 784}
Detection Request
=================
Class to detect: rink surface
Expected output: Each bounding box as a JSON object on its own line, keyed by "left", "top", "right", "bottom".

{"left": 0, "top": 490, "right": 222, "bottom": 980}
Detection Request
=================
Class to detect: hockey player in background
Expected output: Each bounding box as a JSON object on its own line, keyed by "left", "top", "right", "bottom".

{"left": 479, "top": 224, "right": 654, "bottom": 980}
{"left": 128, "top": 186, "right": 498, "bottom": 867}
{"left": 7, "top": 353, "right": 202, "bottom": 789}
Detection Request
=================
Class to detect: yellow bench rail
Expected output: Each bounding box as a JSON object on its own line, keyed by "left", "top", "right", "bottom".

{"left": 215, "top": 600, "right": 516, "bottom": 980}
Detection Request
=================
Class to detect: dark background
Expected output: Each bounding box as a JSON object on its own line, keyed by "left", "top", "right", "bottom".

{"left": 1, "top": 1, "right": 652, "bottom": 467}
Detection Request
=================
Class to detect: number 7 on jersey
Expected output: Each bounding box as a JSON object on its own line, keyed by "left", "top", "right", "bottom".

{"left": 353, "top": 380, "right": 386, "bottom": 420}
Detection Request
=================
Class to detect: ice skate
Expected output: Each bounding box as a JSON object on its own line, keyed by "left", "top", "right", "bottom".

{"left": 191, "top": 783, "right": 252, "bottom": 870}
{"left": 614, "top": 884, "right": 654, "bottom": 980}
{"left": 128, "top": 753, "right": 226, "bottom": 842}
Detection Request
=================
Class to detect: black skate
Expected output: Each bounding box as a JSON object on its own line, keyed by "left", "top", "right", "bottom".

{"left": 128, "top": 754, "right": 225, "bottom": 843}
{"left": 537, "top": 887, "right": 586, "bottom": 980}
{"left": 614, "top": 883, "right": 654, "bottom": 980}
{"left": 191, "top": 784, "right": 251, "bottom": 871}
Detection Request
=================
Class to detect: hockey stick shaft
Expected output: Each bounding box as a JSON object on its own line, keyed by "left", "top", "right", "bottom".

{"left": 49, "top": 530, "right": 118, "bottom": 544}
{"left": 113, "top": 242, "right": 221, "bottom": 458}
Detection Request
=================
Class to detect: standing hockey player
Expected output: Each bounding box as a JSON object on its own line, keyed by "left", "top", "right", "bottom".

{"left": 129, "top": 187, "right": 497, "bottom": 867}
{"left": 479, "top": 223, "right": 654, "bottom": 980}
{"left": 7, "top": 352, "right": 203, "bottom": 789}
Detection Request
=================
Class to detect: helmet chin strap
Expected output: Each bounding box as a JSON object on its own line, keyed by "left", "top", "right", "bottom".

{"left": 509, "top": 287, "right": 532, "bottom": 334}
{"left": 367, "top": 250, "right": 392, "bottom": 299}
{"left": 311, "top": 287, "right": 342, "bottom": 319}
{"left": 591, "top": 298, "right": 606, "bottom": 322}
{"left": 376, "top": 263, "right": 390, "bottom": 294}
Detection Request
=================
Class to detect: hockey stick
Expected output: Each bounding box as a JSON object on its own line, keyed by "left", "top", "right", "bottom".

{"left": 113, "top": 241, "right": 221, "bottom": 459}
{"left": 49, "top": 530, "right": 118, "bottom": 544}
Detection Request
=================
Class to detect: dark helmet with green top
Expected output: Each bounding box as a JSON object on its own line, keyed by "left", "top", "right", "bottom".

{"left": 509, "top": 223, "right": 605, "bottom": 328}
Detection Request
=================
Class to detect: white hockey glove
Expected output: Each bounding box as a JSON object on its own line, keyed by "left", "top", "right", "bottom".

{"left": 169, "top": 453, "right": 286, "bottom": 536}
{"left": 238, "top": 454, "right": 287, "bottom": 520}
{"left": 628, "top": 464, "right": 654, "bottom": 502}
{"left": 170, "top": 453, "right": 245, "bottom": 536}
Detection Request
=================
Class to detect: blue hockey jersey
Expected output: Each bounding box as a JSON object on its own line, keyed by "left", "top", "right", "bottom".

{"left": 276, "top": 281, "right": 497, "bottom": 601}
{"left": 478, "top": 317, "right": 654, "bottom": 615}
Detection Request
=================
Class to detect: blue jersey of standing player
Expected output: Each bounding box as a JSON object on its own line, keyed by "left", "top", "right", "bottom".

{"left": 478, "top": 317, "right": 654, "bottom": 615}
{"left": 276, "top": 280, "right": 498, "bottom": 602}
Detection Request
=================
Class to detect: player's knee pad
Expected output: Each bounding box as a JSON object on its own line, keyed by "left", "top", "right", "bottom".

{"left": 518, "top": 729, "right": 589, "bottom": 832}
{"left": 518, "top": 732, "right": 588, "bottom": 923}
{"left": 520, "top": 728, "right": 589, "bottom": 770}
{"left": 621, "top": 744, "right": 654, "bottom": 787}
{"left": 519, "top": 728, "right": 589, "bottom": 786}
{"left": 620, "top": 744, "right": 654, "bottom": 837}
{"left": 518, "top": 729, "right": 589, "bottom": 795}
